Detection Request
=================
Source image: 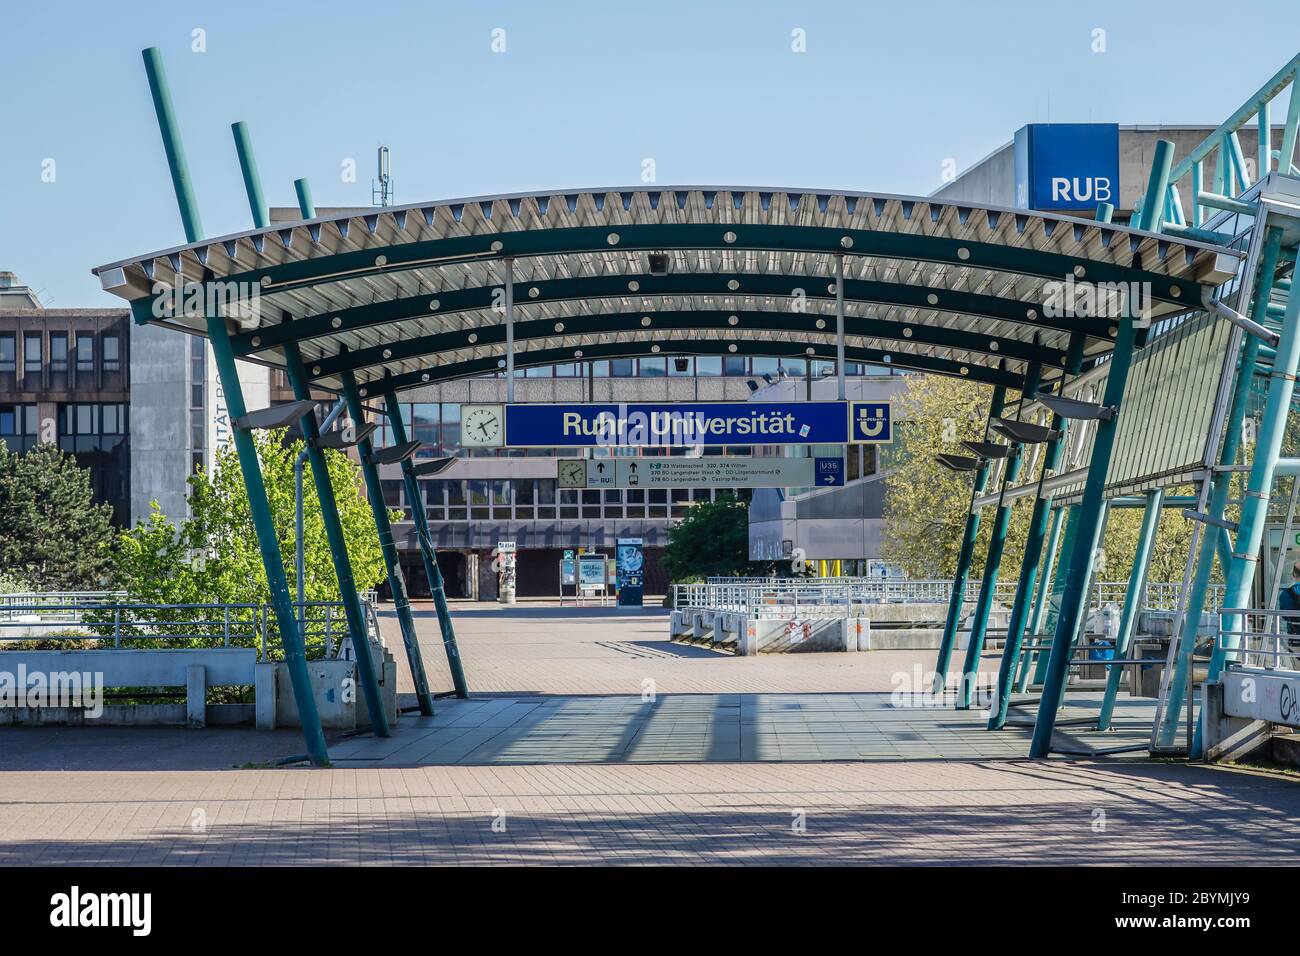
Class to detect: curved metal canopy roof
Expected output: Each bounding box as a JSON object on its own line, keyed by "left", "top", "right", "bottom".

{"left": 93, "top": 187, "right": 1241, "bottom": 397}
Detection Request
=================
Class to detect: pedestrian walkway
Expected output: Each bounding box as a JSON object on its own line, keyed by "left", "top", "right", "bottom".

{"left": 1, "top": 603, "right": 1294, "bottom": 866}
{"left": 327, "top": 692, "right": 1155, "bottom": 766}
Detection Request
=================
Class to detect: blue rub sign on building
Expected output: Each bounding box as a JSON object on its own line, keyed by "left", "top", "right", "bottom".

{"left": 1014, "top": 123, "right": 1119, "bottom": 213}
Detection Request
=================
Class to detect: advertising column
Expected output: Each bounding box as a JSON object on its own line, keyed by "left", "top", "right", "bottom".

{"left": 616, "top": 538, "right": 644, "bottom": 607}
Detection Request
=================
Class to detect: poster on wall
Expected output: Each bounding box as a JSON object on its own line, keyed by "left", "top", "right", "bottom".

{"left": 616, "top": 538, "right": 644, "bottom": 607}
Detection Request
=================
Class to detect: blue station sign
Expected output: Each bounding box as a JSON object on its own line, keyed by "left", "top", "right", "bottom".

{"left": 814, "top": 457, "right": 844, "bottom": 486}
{"left": 504, "top": 401, "right": 853, "bottom": 448}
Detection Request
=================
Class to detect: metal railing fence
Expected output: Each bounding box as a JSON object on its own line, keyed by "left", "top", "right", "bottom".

{"left": 1216, "top": 607, "right": 1300, "bottom": 671}
{"left": 0, "top": 597, "right": 382, "bottom": 661}
{"left": 677, "top": 577, "right": 1225, "bottom": 617}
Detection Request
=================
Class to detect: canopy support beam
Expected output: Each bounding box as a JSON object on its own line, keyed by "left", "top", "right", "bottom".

{"left": 932, "top": 384, "right": 1006, "bottom": 694}
{"left": 959, "top": 361, "right": 1041, "bottom": 709}
{"left": 383, "top": 392, "right": 470, "bottom": 702}
{"left": 284, "top": 343, "right": 391, "bottom": 736}
{"left": 341, "top": 369, "right": 436, "bottom": 718}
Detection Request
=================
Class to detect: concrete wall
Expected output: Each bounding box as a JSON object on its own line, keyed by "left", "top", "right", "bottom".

{"left": 129, "top": 322, "right": 267, "bottom": 528}
{"left": 129, "top": 322, "right": 190, "bottom": 525}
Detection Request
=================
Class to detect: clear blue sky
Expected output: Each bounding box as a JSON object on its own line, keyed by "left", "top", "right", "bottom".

{"left": 2, "top": 0, "right": 1297, "bottom": 307}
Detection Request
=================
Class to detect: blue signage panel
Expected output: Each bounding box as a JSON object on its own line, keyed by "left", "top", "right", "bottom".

{"left": 504, "top": 401, "right": 850, "bottom": 448}
{"left": 814, "top": 457, "right": 844, "bottom": 487}
{"left": 850, "top": 402, "right": 892, "bottom": 443}
{"left": 1013, "top": 123, "right": 1119, "bottom": 212}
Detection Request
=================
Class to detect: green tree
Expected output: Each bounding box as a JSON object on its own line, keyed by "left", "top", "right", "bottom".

{"left": 116, "top": 430, "right": 392, "bottom": 607}
{"left": 0, "top": 442, "right": 116, "bottom": 589}
{"left": 880, "top": 374, "right": 1198, "bottom": 588}
{"left": 662, "top": 492, "right": 781, "bottom": 582}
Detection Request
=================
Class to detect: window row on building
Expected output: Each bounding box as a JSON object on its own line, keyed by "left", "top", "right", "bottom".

{"left": 378, "top": 477, "right": 728, "bottom": 522}
{"left": 0, "top": 329, "right": 121, "bottom": 385}
{"left": 0, "top": 402, "right": 127, "bottom": 454}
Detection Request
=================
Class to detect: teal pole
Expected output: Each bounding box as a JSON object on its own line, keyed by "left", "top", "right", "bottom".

{"left": 1017, "top": 504, "right": 1068, "bottom": 691}
{"left": 958, "top": 362, "right": 1041, "bottom": 708}
{"left": 1193, "top": 244, "right": 1300, "bottom": 756}
{"left": 1096, "top": 488, "right": 1163, "bottom": 731}
{"left": 988, "top": 337, "right": 1085, "bottom": 728}
{"left": 139, "top": 45, "right": 327, "bottom": 763}
{"left": 141, "top": 48, "right": 203, "bottom": 243}
{"left": 1137, "top": 139, "right": 1175, "bottom": 232}
{"left": 230, "top": 121, "right": 268, "bottom": 229}
{"left": 1030, "top": 504, "right": 1085, "bottom": 687}
{"left": 283, "top": 344, "right": 391, "bottom": 736}
{"left": 1028, "top": 344, "right": 1133, "bottom": 759}
{"left": 1156, "top": 228, "right": 1284, "bottom": 747}
{"left": 340, "top": 370, "right": 436, "bottom": 716}
{"left": 932, "top": 385, "right": 1007, "bottom": 693}
{"left": 1029, "top": 144, "right": 1174, "bottom": 757}
{"left": 383, "top": 392, "right": 469, "bottom": 703}
{"left": 208, "top": 317, "right": 329, "bottom": 765}
{"left": 1013, "top": 509, "right": 1066, "bottom": 697}
{"left": 294, "top": 178, "right": 316, "bottom": 219}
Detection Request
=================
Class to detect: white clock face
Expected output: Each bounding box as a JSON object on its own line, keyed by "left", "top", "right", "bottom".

{"left": 558, "top": 460, "right": 587, "bottom": 488}
{"left": 462, "top": 404, "right": 504, "bottom": 446}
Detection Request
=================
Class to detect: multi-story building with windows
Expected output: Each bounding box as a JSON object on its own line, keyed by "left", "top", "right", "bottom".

{"left": 0, "top": 272, "right": 131, "bottom": 523}
{"left": 367, "top": 357, "right": 906, "bottom": 598}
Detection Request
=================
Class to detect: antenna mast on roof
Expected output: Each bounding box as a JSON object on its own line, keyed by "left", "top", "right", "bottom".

{"left": 372, "top": 146, "right": 393, "bottom": 207}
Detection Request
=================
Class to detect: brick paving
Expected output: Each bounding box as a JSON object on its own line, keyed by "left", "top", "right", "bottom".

{"left": 1, "top": 601, "right": 1297, "bottom": 865}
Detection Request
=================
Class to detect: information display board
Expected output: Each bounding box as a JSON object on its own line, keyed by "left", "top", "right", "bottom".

{"left": 559, "top": 456, "right": 845, "bottom": 489}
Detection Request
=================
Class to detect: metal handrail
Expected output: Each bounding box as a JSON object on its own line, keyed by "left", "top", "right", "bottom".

{"left": 1216, "top": 607, "right": 1300, "bottom": 671}
{"left": 675, "top": 578, "right": 1221, "bottom": 617}
{"left": 0, "top": 598, "right": 379, "bottom": 661}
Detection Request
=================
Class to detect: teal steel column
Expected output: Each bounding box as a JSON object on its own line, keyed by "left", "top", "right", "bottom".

{"left": 1029, "top": 140, "right": 1174, "bottom": 758}
{"left": 1096, "top": 488, "right": 1163, "bottom": 731}
{"left": 139, "top": 45, "right": 328, "bottom": 763}
{"left": 383, "top": 392, "right": 469, "bottom": 702}
{"left": 989, "top": 337, "right": 1085, "bottom": 728}
{"left": 141, "top": 48, "right": 203, "bottom": 243}
{"left": 283, "top": 344, "right": 391, "bottom": 736}
{"left": 294, "top": 178, "right": 316, "bottom": 219}
{"left": 1017, "top": 504, "right": 1068, "bottom": 690}
{"left": 340, "top": 370, "right": 436, "bottom": 716}
{"left": 958, "top": 362, "right": 1041, "bottom": 708}
{"left": 1137, "top": 140, "right": 1176, "bottom": 232}
{"left": 230, "top": 121, "right": 268, "bottom": 229}
{"left": 1029, "top": 504, "right": 1083, "bottom": 687}
{"left": 1028, "top": 339, "right": 1134, "bottom": 759}
{"left": 208, "top": 317, "right": 329, "bottom": 765}
{"left": 1193, "top": 247, "right": 1300, "bottom": 756}
{"left": 1156, "top": 228, "right": 1284, "bottom": 747}
{"left": 1014, "top": 505, "right": 1064, "bottom": 693}
{"left": 932, "top": 385, "right": 1007, "bottom": 693}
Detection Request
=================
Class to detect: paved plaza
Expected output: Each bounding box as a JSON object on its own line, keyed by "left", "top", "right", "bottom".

{"left": 1, "top": 602, "right": 1298, "bottom": 865}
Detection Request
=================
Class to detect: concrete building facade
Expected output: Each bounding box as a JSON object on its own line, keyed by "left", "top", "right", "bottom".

{"left": 0, "top": 272, "right": 132, "bottom": 524}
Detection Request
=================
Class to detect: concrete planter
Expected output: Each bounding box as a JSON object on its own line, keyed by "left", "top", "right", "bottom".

{"left": 255, "top": 654, "right": 398, "bottom": 730}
